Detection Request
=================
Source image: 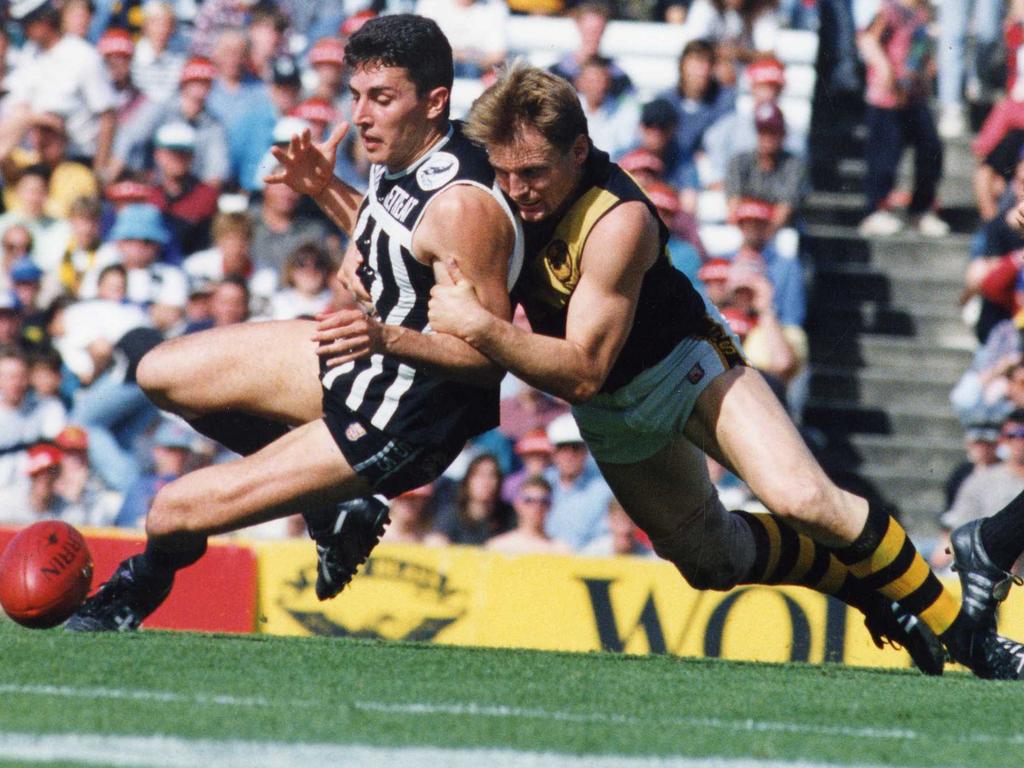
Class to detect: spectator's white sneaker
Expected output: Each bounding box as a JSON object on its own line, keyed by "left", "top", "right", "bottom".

{"left": 938, "top": 106, "right": 966, "bottom": 140}
{"left": 915, "top": 211, "right": 950, "bottom": 238}
{"left": 858, "top": 210, "right": 903, "bottom": 237}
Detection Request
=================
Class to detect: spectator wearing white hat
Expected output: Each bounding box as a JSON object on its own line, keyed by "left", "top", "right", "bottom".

{"left": 109, "top": 56, "right": 229, "bottom": 188}
{"left": 4, "top": 0, "right": 117, "bottom": 172}
{"left": 131, "top": 1, "right": 187, "bottom": 106}
{"left": 149, "top": 121, "right": 219, "bottom": 256}
{"left": 542, "top": 413, "right": 613, "bottom": 551}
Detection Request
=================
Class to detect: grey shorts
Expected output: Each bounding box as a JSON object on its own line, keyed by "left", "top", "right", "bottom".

{"left": 573, "top": 305, "right": 746, "bottom": 465}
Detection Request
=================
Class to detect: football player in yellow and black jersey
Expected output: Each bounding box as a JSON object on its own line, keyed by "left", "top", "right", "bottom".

{"left": 65, "top": 16, "right": 522, "bottom": 631}
{"left": 427, "top": 61, "right": 1024, "bottom": 679}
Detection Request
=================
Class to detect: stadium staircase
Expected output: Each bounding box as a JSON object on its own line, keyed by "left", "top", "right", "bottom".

{"left": 803, "top": 87, "right": 979, "bottom": 541}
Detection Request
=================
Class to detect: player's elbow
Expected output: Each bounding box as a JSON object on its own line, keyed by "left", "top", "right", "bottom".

{"left": 565, "top": 375, "right": 603, "bottom": 405}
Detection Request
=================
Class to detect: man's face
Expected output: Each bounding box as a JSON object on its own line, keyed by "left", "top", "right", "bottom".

{"left": 513, "top": 484, "right": 551, "bottom": 528}
{"left": 552, "top": 441, "right": 588, "bottom": 482}
{"left": 1003, "top": 421, "right": 1024, "bottom": 464}
{"left": 487, "top": 126, "right": 587, "bottom": 223}
{"left": 31, "top": 124, "right": 66, "bottom": 165}
{"left": 0, "top": 357, "right": 29, "bottom": 407}
{"left": 118, "top": 239, "right": 161, "bottom": 268}
{"left": 680, "top": 53, "right": 712, "bottom": 96}
{"left": 154, "top": 147, "right": 193, "bottom": 180}
{"left": 637, "top": 123, "right": 672, "bottom": 154}
{"left": 738, "top": 217, "right": 771, "bottom": 250}
{"left": 349, "top": 65, "right": 445, "bottom": 169}
{"left": 210, "top": 283, "right": 249, "bottom": 326}
{"left": 104, "top": 52, "right": 132, "bottom": 85}
{"left": 757, "top": 129, "right": 784, "bottom": 156}
{"left": 576, "top": 63, "right": 611, "bottom": 106}
{"left": 314, "top": 62, "right": 345, "bottom": 92}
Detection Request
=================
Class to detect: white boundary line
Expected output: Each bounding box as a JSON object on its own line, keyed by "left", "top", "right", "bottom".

{"left": 0, "top": 733, "right": 913, "bottom": 768}
{"left": 1, "top": 683, "right": 1019, "bottom": 749}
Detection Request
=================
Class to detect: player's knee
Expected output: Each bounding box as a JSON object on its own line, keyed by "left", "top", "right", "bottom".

{"left": 136, "top": 347, "right": 174, "bottom": 406}
{"left": 673, "top": 557, "right": 743, "bottom": 591}
{"left": 768, "top": 477, "right": 831, "bottom": 528}
{"left": 146, "top": 484, "right": 200, "bottom": 540}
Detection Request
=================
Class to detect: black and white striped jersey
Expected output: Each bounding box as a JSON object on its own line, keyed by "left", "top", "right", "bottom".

{"left": 321, "top": 122, "right": 523, "bottom": 447}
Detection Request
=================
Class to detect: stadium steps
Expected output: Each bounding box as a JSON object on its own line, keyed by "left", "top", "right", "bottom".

{"left": 802, "top": 99, "right": 979, "bottom": 538}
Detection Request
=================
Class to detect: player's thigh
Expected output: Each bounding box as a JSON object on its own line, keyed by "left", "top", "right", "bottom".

{"left": 138, "top": 319, "right": 323, "bottom": 424}
{"left": 147, "top": 419, "right": 372, "bottom": 538}
{"left": 683, "top": 365, "right": 860, "bottom": 533}
{"left": 597, "top": 436, "right": 716, "bottom": 541}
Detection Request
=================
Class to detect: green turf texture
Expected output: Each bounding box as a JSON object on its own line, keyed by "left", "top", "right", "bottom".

{"left": 1, "top": 619, "right": 1021, "bottom": 767}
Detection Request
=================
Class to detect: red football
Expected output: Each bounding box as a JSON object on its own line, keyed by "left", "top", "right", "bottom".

{"left": 0, "top": 521, "right": 93, "bottom": 629}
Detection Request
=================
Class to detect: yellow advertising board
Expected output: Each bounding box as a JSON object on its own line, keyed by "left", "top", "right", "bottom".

{"left": 255, "top": 541, "right": 1024, "bottom": 669}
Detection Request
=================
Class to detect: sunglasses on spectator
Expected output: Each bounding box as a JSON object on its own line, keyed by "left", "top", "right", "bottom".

{"left": 519, "top": 494, "right": 552, "bottom": 505}
{"left": 1003, "top": 426, "right": 1024, "bottom": 439}
{"left": 3, "top": 240, "right": 30, "bottom": 252}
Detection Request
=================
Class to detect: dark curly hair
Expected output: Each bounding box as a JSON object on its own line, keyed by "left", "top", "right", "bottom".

{"left": 344, "top": 14, "right": 454, "bottom": 98}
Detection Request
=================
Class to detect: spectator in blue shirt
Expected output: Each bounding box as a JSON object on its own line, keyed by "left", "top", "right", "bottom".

{"left": 657, "top": 38, "right": 736, "bottom": 160}
{"left": 114, "top": 420, "right": 195, "bottom": 528}
{"left": 542, "top": 413, "right": 614, "bottom": 551}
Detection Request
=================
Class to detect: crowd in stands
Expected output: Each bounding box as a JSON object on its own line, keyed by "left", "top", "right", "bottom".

{"left": 4, "top": 0, "right": 1002, "bottom": 561}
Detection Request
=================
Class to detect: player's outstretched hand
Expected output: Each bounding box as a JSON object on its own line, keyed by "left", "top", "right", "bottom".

{"left": 1007, "top": 199, "right": 1024, "bottom": 233}
{"left": 313, "top": 307, "right": 385, "bottom": 367}
{"left": 264, "top": 123, "right": 349, "bottom": 197}
{"left": 429, "top": 259, "right": 490, "bottom": 342}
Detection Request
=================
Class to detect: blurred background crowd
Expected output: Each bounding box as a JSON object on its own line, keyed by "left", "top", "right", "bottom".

{"left": 0, "top": 0, "right": 1019, "bottom": 568}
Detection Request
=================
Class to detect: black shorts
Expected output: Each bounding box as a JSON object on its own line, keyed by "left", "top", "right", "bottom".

{"left": 321, "top": 405, "right": 461, "bottom": 499}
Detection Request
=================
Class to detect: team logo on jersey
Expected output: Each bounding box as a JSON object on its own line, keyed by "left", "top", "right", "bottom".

{"left": 345, "top": 421, "right": 367, "bottom": 442}
{"left": 416, "top": 152, "right": 459, "bottom": 191}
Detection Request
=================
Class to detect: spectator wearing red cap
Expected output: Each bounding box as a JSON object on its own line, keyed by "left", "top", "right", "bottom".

{"left": 501, "top": 428, "right": 555, "bottom": 504}
{"left": 703, "top": 57, "right": 806, "bottom": 190}
{"left": 725, "top": 197, "right": 805, "bottom": 328}
{"left": 9, "top": 443, "right": 71, "bottom": 522}
{"left": 98, "top": 29, "right": 147, "bottom": 124}
{"left": 856, "top": 0, "right": 949, "bottom": 239}
{"left": 640, "top": 178, "right": 705, "bottom": 283}
{"left": 3, "top": 0, "right": 117, "bottom": 173}
{"left": 53, "top": 424, "right": 121, "bottom": 526}
{"left": 131, "top": 2, "right": 187, "bottom": 107}
{"left": 108, "top": 55, "right": 230, "bottom": 189}
{"left": 308, "top": 37, "right": 348, "bottom": 107}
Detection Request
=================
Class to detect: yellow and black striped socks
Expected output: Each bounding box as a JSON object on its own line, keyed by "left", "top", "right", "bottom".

{"left": 833, "top": 502, "right": 961, "bottom": 637}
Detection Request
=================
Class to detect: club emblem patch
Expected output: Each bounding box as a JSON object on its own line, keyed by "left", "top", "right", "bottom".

{"left": 687, "top": 362, "right": 705, "bottom": 384}
{"left": 417, "top": 152, "right": 459, "bottom": 191}
{"left": 345, "top": 422, "right": 367, "bottom": 442}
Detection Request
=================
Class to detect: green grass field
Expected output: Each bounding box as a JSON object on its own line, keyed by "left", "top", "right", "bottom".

{"left": 1, "top": 618, "right": 1022, "bottom": 768}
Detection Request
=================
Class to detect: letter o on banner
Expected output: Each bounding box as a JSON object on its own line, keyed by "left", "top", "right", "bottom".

{"left": 703, "top": 587, "right": 812, "bottom": 662}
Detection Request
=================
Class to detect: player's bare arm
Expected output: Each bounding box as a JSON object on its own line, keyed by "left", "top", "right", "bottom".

{"left": 265, "top": 125, "right": 364, "bottom": 236}
{"left": 429, "top": 201, "right": 659, "bottom": 403}
{"left": 316, "top": 184, "right": 514, "bottom": 386}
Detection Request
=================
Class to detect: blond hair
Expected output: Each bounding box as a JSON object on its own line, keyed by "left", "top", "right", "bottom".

{"left": 465, "top": 60, "right": 587, "bottom": 153}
